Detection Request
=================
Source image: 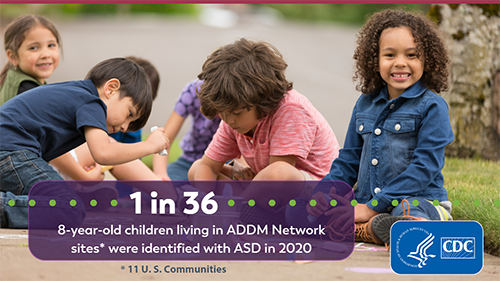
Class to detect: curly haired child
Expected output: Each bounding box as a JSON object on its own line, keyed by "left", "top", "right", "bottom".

{"left": 189, "top": 38, "right": 340, "bottom": 213}
{"left": 287, "top": 9, "right": 454, "bottom": 246}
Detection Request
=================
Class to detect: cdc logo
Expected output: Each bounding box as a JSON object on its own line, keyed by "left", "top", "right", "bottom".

{"left": 441, "top": 237, "right": 475, "bottom": 259}
{"left": 391, "top": 221, "right": 483, "bottom": 275}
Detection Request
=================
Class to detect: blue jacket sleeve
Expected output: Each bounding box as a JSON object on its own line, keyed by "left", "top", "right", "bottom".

{"left": 321, "top": 105, "right": 362, "bottom": 191}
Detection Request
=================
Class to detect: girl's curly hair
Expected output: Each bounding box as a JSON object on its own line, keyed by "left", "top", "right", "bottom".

{"left": 353, "top": 9, "right": 450, "bottom": 95}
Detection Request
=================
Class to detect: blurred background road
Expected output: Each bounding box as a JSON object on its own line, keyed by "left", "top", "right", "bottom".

{"left": 1, "top": 4, "right": 364, "bottom": 146}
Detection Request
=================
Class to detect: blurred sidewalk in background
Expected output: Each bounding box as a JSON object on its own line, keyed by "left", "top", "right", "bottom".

{"left": 1, "top": 9, "right": 361, "bottom": 146}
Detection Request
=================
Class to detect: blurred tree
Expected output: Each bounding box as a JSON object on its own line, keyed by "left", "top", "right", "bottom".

{"left": 0, "top": 4, "right": 199, "bottom": 18}
{"left": 258, "top": 4, "right": 429, "bottom": 25}
{"left": 431, "top": 4, "right": 500, "bottom": 160}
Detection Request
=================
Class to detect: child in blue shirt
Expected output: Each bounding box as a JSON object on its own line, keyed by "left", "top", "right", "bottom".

{"left": 287, "top": 9, "right": 454, "bottom": 246}
{"left": 0, "top": 57, "right": 169, "bottom": 228}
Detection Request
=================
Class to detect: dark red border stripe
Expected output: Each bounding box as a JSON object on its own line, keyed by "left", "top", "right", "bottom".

{"left": 1, "top": 1, "right": 499, "bottom": 4}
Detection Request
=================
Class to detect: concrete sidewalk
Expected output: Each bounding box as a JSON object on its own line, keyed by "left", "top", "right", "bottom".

{"left": 1, "top": 228, "right": 499, "bottom": 281}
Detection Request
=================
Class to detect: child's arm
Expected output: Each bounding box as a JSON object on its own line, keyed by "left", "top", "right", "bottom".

{"left": 269, "top": 155, "right": 296, "bottom": 166}
{"left": 152, "top": 111, "right": 186, "bottom": 180}
{"left": 353, "top": 204, "right": 379, "bottom": 222}
{"left": 84, "top": 126, "right": 168, "bottom": 165}
{"left": 193, "top": 155, "right": 225, "bottom": 181}
{"left": 50, "top": 152, "right": 105, "bottom": 181}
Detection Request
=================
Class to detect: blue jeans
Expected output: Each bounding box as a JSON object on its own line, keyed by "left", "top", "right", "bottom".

{"left": 167, "top": 157, "right": 193, "bottom": 181}
{"left": 286, "top": 194, "right": 441, "bottom": 228}
{"left": 0, "top": 150, "right": 86, "bottom": 228}
{"left": 389, "top": 197, "right": 441, "bottom": 220}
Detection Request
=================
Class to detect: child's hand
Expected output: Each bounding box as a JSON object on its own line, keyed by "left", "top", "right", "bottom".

{"left": 353, "top": 203, "right": 379, "bottom": 223}
{"left": 146, "top": 127, "right": 169, "bottom": 154}
{"left": 306, "top": 191, "right": 331, "bottom": 217}
{"left": 155, "top": 172, "right": 171, "bottom": 181}
{"left": 232, "top": 160, "right": 255, "bottom": 180}
{"left": 85, "top": 164, "right": 105, "bottom": 181}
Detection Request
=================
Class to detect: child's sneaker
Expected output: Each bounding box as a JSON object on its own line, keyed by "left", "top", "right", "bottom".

{"left": 325, "top": 213, "right": 387, "bottom": 244}
{"left": 372, "top": 199, "right": 427, "bottom": 246}
{"left": 372, "top": 214, "right": 426, "bottom": 246}
{"left": 74, "top": 182, "right": 118, "bottom": 211}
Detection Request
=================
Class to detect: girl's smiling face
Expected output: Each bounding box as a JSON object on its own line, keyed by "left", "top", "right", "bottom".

{"left": 378, "top": 26, "right": 424, "bottom": 99}
{"left": 7, "top": 25, "right": 60, "bottom": 84}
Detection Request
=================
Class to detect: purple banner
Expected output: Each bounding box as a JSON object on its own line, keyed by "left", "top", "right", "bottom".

{"left": 28, "top": 180, "right": 355, "bottom": 261}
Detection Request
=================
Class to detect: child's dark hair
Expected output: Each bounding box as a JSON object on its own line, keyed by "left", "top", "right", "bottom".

{"left": 353, "top": 9, "right": 449, "bottom": 95}
{"left": 197, "top": 38, "right": 293, "bottom": 120}
{"left": 85, "top": 58, "right": 152, "bottom": 132}
{"left": 125, "top": 56, "right": 160, "bottom": 100}
{"left": 124, "top": 56, "right": 160, "bottom": 132}
{"left": 0, "top": 15, "right": 62, "bottom": 86}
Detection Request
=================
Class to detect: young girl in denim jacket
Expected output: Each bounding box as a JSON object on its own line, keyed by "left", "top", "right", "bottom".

{"left": 287, "top": 9, "right": 454, "bottom": 246}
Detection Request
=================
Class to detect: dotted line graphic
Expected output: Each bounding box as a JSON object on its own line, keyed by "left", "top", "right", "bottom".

{"left": 12, "top": 198, "right": 500, "bottom": 208}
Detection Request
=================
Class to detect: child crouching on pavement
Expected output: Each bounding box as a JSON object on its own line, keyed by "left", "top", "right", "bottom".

{"left": 188, "top": 38, "right": 340, "bottom": 224}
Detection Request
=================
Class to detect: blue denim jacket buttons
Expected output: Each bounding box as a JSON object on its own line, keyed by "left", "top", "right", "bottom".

{"left": 322, "top": 81, "right": 454, "bottom": 213}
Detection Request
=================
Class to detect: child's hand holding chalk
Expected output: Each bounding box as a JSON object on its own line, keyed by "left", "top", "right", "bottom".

{"left": 150, "top": 126, "right": 168, "bottom": 156}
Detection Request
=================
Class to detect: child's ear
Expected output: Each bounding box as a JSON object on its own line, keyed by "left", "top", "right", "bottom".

{"left": 103, "top": 78, "right": 121, "bottom": 98}
{"left": 6, "top": 50, "right": 18, "bottom": 67}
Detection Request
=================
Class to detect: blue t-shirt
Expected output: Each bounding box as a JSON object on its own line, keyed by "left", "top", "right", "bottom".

{"left": 0, "top": 80, "right": 107, "bottom": 162}
{"left": 109, "top": 129, "right": 142, "bottom": 144}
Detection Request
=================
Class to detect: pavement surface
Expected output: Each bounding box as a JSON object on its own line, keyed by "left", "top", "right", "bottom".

{"left": 1, "top": 10, "right": 499, "bottom": 281}
{"left": 1, "top": 228, "right": 499, "bottom": 281}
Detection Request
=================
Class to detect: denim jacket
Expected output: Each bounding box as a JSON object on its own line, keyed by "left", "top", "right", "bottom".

{"left": 322, "top": 81, "right": 454, "bottom": 213}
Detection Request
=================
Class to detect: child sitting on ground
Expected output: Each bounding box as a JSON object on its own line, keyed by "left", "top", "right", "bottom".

{"left": 188, "top": 38, "right": 340, "bottom": 214}
{"left": 0, "top": 57, "right": 169, "bottom": 228}
{"left": 287, "top": 9, "right": 454, "bottom": 246}
{"left": 153, "top": 79, "right": 223, "bottom": 181}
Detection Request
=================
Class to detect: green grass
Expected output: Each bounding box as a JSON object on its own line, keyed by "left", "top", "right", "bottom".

{"left": 442, "top": 157, "right": 500, "bottom": 256}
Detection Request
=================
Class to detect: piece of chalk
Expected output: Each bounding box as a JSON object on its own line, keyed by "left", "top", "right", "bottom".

{"left": 150, "top": 126, "right": 168, "bottom": 156}
{"left": 87, "top": 165, "right": 114, "bottom": 173}
{"left": 100, "top": 165, "right": 114, "bottom": 173}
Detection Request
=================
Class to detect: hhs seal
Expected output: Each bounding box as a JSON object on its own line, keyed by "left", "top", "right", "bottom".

{"left": 390, "top": 221, "right": 483, "bottom": 275}
{"left": 395, "top": 226, "right": 436, "bottom": 269}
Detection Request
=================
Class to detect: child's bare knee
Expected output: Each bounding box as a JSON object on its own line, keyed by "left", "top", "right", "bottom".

{"left": 255, "top": 161, "right": 302, "bottom": 181}
{"left": 187, "top": 159, "right": 202, "bottom": 180}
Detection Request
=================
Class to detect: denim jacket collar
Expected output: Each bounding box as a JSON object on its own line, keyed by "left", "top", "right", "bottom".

{"left": 373, "top": 80, "right": 427, "bottom": 103}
